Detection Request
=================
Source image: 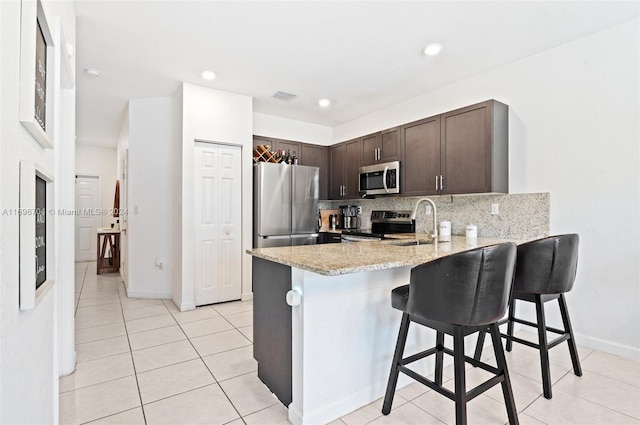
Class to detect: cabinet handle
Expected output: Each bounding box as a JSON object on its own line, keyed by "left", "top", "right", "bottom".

{"left": 440, "top": 175, "right": 444, "bottom": 191}
{"left": 377, "top": 148, "right": 380, "bottom": 161}
{"left": 435, "top": 176, "right": 439, "bottom": 191}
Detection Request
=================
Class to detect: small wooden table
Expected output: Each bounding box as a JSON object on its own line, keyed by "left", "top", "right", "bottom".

{"left": 97, "top": 228, "right": 120, "bottom": 275}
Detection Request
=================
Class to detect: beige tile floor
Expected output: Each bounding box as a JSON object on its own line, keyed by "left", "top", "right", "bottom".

{"left": 61, "top": 262, "right": 640, "bottom": 425}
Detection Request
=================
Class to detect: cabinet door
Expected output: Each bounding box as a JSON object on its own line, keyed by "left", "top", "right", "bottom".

{"left": 276, "top": 140, "right": 302, "bottom": 160}
{"left": 361, "top": 132, "right": 381, "bottom": 165}
{"left": 329, "top": 143, "right": 346, "bottom": 199}
{"left": 253, "top": 135, "right": 274, "bottom": 150}
{"left": 361, "top": 129, "right": 400, "bottom": 165}
{"left": 401, "top": 116, "right": 441, "bottom": 196}
{"left": 300, "top": 143, "right": 329, "bottom": 200}
{"left": 380, "top": 128, "right": 400, "bottom": 162}
{"left": 441, "top": 102, "right": 491, "bottom": 194}
{"left": 344, "top": 138, "right": 362, "bottom": 199}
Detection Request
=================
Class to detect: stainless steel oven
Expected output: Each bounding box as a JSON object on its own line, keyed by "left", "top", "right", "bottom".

{"left": 359, "top": 161, "right": 400, "bottom": 196}
{"left": 341, "top": 210, "right": 414, "bottom": 242}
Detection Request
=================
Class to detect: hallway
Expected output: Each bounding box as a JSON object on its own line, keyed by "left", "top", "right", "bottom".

{"left": 60, "top": 262, "right": 640, "bottom": 424}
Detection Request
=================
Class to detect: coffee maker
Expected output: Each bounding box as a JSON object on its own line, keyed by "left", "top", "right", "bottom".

{"left": 339, "top": 205, "right": 360, "bottom": 229}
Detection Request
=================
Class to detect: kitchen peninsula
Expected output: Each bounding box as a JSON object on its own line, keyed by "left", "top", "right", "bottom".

{"left": 249, "top": 235, "right": 526, "bottom": 425}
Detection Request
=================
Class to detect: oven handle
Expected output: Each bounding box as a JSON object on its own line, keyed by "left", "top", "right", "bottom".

{"left": 383, "top": 166, "right": 389, "bottom": 193}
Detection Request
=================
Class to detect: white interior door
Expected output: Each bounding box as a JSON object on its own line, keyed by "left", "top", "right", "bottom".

{"left": 194, "top": 143, "right": 242, "bottom": 305}
{"left": 75, "top": 175, "right": 101, "bottom": 262}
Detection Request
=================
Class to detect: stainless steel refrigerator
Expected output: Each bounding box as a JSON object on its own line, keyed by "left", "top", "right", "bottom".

{"left": 254, "top": 162, "right": 319, "bottom": 248}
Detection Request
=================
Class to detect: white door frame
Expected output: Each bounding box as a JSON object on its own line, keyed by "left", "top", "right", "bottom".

{"left": 193, "top": 141, "right": 243, "bottom": 306}
{"left": 75, "top": 174, "right": 102, "bottom": 262}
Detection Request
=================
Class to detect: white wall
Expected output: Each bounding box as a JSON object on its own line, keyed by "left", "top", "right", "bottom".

{"left": 171, "top": 88, "right": 184, "bottom": 308}
{"left": 126, "top": 97, "right": 175, "bottom": 299}
{"left": 116, "top": 107, "right": 130, "bottom": 288}
{"left": 76, "top": 144, "right": 118, "bottom": 228}
{"left": 177, "top": 83, "right": 253, "bottom": 310}
{"left": 0, "top": 0, "right": 76, "bottom": 423}
{"left": 334, "top": 20, "right": 640, "bottom": 359}
{"left": 253, "top": 112, "right": 333, "bottom": 145}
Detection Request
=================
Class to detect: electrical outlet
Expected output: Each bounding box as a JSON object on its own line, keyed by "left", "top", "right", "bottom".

{"left": 357, "top": 206, "right": 362, "bottom": 214}
{"left": 491, "top": 203, "right": 499, "bottom": 215}
{"left": 425, "top": 205, "right": 432, "bottom": 215}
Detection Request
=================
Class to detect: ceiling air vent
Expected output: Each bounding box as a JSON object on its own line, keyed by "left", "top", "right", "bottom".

{"left": 273, "top": 91, "right": 297, "bottom": 102}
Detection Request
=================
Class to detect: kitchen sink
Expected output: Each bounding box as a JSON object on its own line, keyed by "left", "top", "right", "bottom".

{"left": 389, "top": 239, "right": 433, "bottom": 246}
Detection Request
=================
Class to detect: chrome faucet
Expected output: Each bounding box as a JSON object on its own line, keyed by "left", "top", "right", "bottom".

{"left": 410, "top": 198, "right": 438, "bottom": 240}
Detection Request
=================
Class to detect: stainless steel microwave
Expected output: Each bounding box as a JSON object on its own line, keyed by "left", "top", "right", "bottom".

{"left": 359, "top": 161, "right": 400, "bottom": 195}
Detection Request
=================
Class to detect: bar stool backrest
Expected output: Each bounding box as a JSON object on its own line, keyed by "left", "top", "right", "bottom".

{"left": 514, "top": 234, "right": 579, "bottom": 295}
{"left": 407, "top": 242, "right": 517, "bottom": 327}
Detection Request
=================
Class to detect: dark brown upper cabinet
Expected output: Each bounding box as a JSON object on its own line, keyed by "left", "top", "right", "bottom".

{"left": 439, "top": 100, "right": 508, "bottom": 195}
{"left": 400, "top": 99, "right": 508, "bottom": 197}
{"left": 300, "top": 143, "right": 329, "bottom": 200}
{"left": 329, "top": 138, "right": 362, "bottom": 200}
{"left": 361, "top": 128, "right": 401, "bottom": 166}
{"left": 400, "top": 115, "right": 442, "bottom": 196}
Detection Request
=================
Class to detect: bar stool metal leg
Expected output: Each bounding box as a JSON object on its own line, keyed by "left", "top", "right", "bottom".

{"left": 435, "top": 331, "right": 445, "bottom": 386}
{"left": 452, "top": 326, "right": 467, "bottom": 425}
{"left": 490, "top": 323, "right": 519, "bottom": 425}
{"left": 505, "top": 297, "right": 516, "bottom": 352}
{"left": 534, "top": 295, "right": 553, "bottom": 399}
{"left": 559, "top": 294, "right": 582, "bottom": 377}
{"left": 382, "top": 313, "right": 410, "bottom": 415}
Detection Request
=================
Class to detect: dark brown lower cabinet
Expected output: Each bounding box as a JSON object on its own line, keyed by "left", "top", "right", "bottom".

{"left": 252, "top": 257, "right": 292, "bottom": 406}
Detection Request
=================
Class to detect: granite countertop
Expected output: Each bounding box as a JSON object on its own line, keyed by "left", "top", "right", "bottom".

{"left": 247, "top": 235, "right": 525, "bottom": 276}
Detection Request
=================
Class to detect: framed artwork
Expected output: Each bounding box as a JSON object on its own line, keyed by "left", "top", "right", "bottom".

{"left": 19, "top": 160, "right": 55, "bottom": 310}
{"left": 19, "top": 0, "right": 55, "bottom": 149}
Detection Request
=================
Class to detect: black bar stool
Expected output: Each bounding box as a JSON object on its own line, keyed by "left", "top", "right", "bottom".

{"left": 474, "top": 234, "right": 582, "bottom": 399}
{"left": 382, "top": 243, "right": 519, "bottom": 425}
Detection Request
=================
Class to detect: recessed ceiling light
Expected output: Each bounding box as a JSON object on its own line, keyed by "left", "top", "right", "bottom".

{"left": 423, "top": 43, "right": 443, "bottom": 56}
{"left": 318, "top": 99, "right": 331, "bottom": 108}
{"left": 200, "top": 70, "right": 217, "bottom": 80}
{"left": 84, "top": 68, "right": 100, "bottom": 78}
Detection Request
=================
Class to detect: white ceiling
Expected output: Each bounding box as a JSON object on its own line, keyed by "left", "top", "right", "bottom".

{"left": 74, "top": 1, "right": 639, "bottom": 148}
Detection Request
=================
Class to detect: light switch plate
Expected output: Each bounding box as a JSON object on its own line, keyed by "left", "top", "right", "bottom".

{"left": 491, "top": 203, "right": 499, "bottom": 215}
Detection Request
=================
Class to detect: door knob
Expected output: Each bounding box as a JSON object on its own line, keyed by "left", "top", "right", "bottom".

{"left": 286, "top": 289, "right": 302, "bottom": 307}
{"left": 225, "top": 229, "right": 230, "bottom": 235}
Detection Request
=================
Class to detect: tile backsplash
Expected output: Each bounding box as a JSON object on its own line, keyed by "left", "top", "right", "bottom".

{"left": 319, "top": 192, "right": 549, "bottom": 239}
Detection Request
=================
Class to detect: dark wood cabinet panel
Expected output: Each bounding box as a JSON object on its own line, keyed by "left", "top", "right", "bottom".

{"left": 300, "top": 143, "right": 328, "bottom": 200}
{"left": 361, "top": 128, "right": 400, "bottom": 165}
{"left": 344, "top": 138, "right": 362, "bottom": 199}
{"left": 329, "top": 143, "right": 346, "bottom": 199}
{"left": 253, "top": 135, "right": 275, "bottom": 150}
{"left": 253, "top": 257, "right": 292, "bottom": 405}
{"left": 328, "top": 138, "right": 362, "bottom": 200}
{"left": 381, "top": 128, "right": 401, "bottom": 162}
{"left": 401, "top": 116, "right": 441, "bottom": 196}
{"left": 440, "top": 100, "right": 508, "bottom": 194}
{"left": 361, "top": 133, "right": 381, "bottom": 165}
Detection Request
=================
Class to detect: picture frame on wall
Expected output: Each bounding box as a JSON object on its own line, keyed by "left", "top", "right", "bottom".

{"left": 19, "top": 160, "right": 55, "bottom": 310}
{"left": 19, "top": 0, "right": 55, "bottom": 149}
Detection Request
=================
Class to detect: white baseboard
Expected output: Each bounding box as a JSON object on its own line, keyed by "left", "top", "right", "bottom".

{"left": 575, "top": 332, "right": 640, "bottom": 362}
{"left": 241, "top": 292, "right": 253, "bottom": 301}
{"left": 126, "top": 290, "right": 172, "bottom": 300}
{"left": 177, "top": 300, "right": 196, "bottom": 312}
{"left": 480, "top": 324, "right": 640, "bottom": 362}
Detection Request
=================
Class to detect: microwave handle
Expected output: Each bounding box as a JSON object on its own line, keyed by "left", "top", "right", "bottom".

{"left": 383, "top": 166, "right": 389, "bottom": 193}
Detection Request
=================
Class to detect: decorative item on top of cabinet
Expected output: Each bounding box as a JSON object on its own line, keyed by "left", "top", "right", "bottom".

{"left": 253, "top": 144, "right": 280, "bottom": 163}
